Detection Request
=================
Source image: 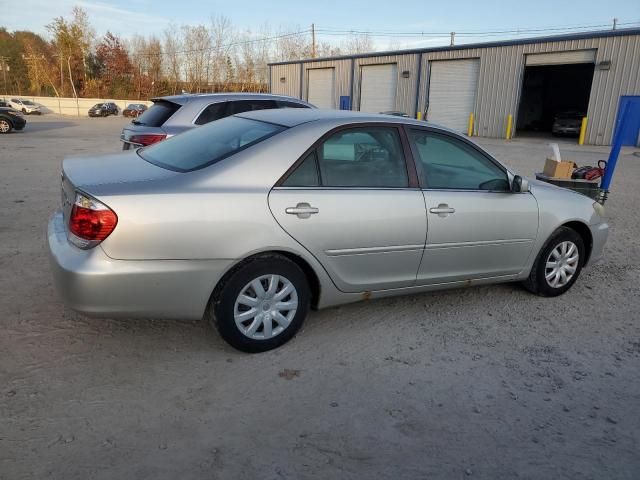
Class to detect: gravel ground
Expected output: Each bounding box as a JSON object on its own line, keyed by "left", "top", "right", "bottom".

{"left": 1, "top": 115, "right": 639, "bottom": 480}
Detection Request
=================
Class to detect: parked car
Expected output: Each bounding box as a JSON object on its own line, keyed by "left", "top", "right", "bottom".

{"left": 9, "top": 98, "right": 41, "bottom": 115}
{"left": 552, "top": 111, "right": 585, "bottom": 136}
{"left": 48, "top": 109, "right": 608, "bottom": 352}
{"left": 123, "top": 103, "right": 147, "bottom": 118}
{"left": 0, "top": 100, "right": 11, "bottom": 108}
{"left": 88, "top": 102, "right": 118, "bottom": 117}
{"left": 120, "top": 93, "right": 314, "bottom": 149}
{"left": 0, "top": 107, "right": 26, "bottom": 133}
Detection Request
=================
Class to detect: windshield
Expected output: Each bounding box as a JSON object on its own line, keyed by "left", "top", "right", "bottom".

{"left": 138, "top": 116, "right": 286, "bottom": 172}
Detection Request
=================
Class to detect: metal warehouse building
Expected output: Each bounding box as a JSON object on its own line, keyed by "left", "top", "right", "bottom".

{"left": 268, "top": 28, "right": 640, "bottom": 146}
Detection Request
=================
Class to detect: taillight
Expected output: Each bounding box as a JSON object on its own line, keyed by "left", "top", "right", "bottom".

{"left": 129, "top": 133, "right": 167, "bottom": 146}
{"left": 68, "top": 193, "right": 118, "bottom": 249}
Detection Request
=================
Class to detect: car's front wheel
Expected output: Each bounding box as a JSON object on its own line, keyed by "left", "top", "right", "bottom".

{"left": 0, "top": 119, "right": 12, "bottom": 133}
{"left": 523, "top": 226, "right": 585, "bottom": 296}
{"left": 209, "top": 254, "right": 310, "bottom": 352}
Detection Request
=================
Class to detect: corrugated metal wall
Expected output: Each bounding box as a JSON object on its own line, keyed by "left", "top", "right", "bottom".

{"left": 269, "top": 33, "right": 640, "bottom": 145}
{"left": 270, "top": 63, "right": 301, "bottom": 98}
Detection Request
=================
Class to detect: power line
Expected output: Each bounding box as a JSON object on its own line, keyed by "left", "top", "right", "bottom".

{"left": 313, "top": 20, "right": 640, "bottom": 38}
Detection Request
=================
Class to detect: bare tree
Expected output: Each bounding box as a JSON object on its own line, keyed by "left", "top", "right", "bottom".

{"left": 163, "top": 25, "right": 183, "bottom": 94}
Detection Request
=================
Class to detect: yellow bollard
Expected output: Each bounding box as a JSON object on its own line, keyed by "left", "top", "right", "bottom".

{"left": 578, "top": 116, "right": 588, "bottom": 145}
{"left": 467, "top": 112, "right": 474, "bottom": 137}
{"left": 417, "top": 111, "right": 423, "bottom": 121}
{"left": 506, "top": 114, "right": 513, "bottom": 140}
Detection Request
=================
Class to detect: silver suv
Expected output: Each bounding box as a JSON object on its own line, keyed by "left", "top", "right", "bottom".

{"left": 121, "top": 93, "right": 314, "bottom": 149}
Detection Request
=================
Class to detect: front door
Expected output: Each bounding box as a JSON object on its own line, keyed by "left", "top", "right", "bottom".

{"left": 406, "top": 127, "right": 539, "bottom": 284}
{"left": 269, "top": 125, "right": 426, "bottom": 293}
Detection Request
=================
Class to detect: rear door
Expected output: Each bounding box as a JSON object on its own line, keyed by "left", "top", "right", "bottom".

{"left": 269, "top": 124, "right": 426, "bottom": 293}
{"left": 406, "top": 127, "right": 538, "bottom": 284}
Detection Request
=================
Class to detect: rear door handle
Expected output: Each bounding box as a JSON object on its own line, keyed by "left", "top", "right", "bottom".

{"left": 285, "top": 202, "right": 319, "bottom": 219}
{"left": 429, "top": 204, "right": 455, "bottom": 217}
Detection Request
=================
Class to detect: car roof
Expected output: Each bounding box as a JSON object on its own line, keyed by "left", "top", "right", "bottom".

{"left": 151, "top": 92, "right": 311, "bottom": 106}
{"left": 236, "top": 108, "right": 453, "bottom": 131}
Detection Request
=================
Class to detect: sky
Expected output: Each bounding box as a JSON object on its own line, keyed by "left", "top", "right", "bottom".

{"left": 1, "top": 0, "right": 639, "bottom": 51}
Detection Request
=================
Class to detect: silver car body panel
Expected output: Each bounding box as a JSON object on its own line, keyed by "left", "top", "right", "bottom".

{"left": 49, "top": 109, "right": 608, "bottom": 319}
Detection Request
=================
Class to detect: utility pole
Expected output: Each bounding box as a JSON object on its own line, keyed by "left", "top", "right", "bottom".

{"left": 0, "top": 56, "right": 9, "bottom": 95}
{"left": 450, "top": 32, "right": 456, "bottom": 46}
{"left": 311, "top": 23, "right": 316, "bottom": 58}
{"left": 612, "top": 18, "right": 618, "bottom": 30}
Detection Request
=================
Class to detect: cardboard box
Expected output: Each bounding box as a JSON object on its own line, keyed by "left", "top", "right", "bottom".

{"left": 542, "top": 158, "right": 576, "bottom": 179}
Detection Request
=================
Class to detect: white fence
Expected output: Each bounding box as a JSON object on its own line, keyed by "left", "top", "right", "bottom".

{"left": 1, "top": 95, "right": 153, "bottom": 117}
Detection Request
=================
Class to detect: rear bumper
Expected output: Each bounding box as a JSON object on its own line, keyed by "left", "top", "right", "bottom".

{"left": 588, "top": 222, "right": 608, "bottom": 265}
{"left": 48, "top": 210, "right": 232, "bottom": 320}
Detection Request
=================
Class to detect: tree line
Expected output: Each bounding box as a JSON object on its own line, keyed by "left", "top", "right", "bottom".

{"left": 0, "top": 7, "right": 373, "bottom": 100}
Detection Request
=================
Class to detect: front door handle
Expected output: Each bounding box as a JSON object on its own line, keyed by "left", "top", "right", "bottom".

{"left": 285, "top": 202, "right": 319, "bottom": 219}
{"left": 429, "top": 204, "right": 455, "bottom": 217}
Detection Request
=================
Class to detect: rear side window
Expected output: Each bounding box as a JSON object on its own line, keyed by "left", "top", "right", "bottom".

{"left": 139, "top": 116, "right": 286, "bottom": 172}
{"left": 227, "top": 100, "right": 277, "bottom": 115}
{"left": 276, "top": 100, "right": 309, "bottom": 109}
{"left": 136, "top": 100, "right": 181, "bottom": 127}
{"left": 194, "top": 102, "right": 228, "bottom": 125}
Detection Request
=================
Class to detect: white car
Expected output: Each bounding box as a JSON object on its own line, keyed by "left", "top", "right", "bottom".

{"left": 9, "top": 98, "right": 41, "bottom": 115}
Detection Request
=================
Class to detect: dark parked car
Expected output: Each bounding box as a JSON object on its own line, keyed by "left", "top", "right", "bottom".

{"left": 123, "top": 103, "right": 148, "bottom": 118}
{"left": 121, "top": 93, "right": 314, "bottom": 149}
{"left": 88, "top": 102, "right": 118, "bottom": 117}
{"left": 552, "top": 111, "right": 585, "bottom": 136}
{"left": 0, "top": 107, "right": 26, "bottom": 133}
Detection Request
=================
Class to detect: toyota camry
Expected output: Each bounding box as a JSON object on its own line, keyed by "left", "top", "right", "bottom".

{"left": 48, "top": 109, "right": 608, "bottom": 352}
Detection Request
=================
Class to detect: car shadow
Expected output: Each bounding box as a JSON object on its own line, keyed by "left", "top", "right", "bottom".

{"left": 24, "top": 120, "right": 76, "bottom": 132}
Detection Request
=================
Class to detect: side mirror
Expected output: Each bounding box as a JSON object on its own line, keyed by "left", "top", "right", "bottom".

{"left": 512, "top": 175, "right": 529, "bottom": 193}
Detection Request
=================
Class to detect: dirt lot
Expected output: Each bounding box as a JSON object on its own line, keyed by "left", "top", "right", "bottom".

{"left": 1, "top": 115, "right": 639, "bottom": 480}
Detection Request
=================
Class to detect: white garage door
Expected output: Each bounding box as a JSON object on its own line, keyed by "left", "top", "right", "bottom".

{"left": 526, "top": 49, "right": 596, "bottom": 66}
{"left": 360, "top": 64, "right": 397, "bottom": 113}
{"left": 307, "top": 68, "right": 336, "bottom": 109}
{"left": 427, "top": 59, "right": 480, "bottom": 132}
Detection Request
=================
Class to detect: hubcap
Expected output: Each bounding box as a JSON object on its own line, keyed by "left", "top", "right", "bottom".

{"left": 0, "top": 120, "right": 9, "bottom": 133}
{"left": 234, "top": 274, "right": 298, "bottom": 340}
{"left": 545, "top": 241, "right": 579, "bottom": 288}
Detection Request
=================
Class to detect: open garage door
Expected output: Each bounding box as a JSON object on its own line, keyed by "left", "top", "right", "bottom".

{"left": 516, "top": 50, "right": 596, "bottom": 140}
{"left": 307, "top": 68, "right": 336, "bottom": 109}
{"left": 427, "top": 59, "right": 479, "bottom": 132}
{"left": 360, "top": 64, "right": 397, "bottom": 113}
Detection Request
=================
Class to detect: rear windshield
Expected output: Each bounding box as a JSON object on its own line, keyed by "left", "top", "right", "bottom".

{"left": 138, "top": 116, "right": 286, "bottom": 172}
{"left": 135, "top": 100, "right": 180, "bottom": 127}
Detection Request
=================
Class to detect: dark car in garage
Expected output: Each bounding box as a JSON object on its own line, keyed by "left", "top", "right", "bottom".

{"left": 552, "top": 111, "right": 585, "bottom": 136}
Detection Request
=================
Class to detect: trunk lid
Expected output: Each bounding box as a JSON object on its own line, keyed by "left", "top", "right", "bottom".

{"left": 61, "top": 151, "right": 180, "bottom": 225}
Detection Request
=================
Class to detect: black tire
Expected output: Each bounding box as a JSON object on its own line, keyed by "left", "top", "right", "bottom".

{"left": 522, "top": 226, "right": 585, "bottom": 297}
{"left": 0, "top": 118, "right": 13, "bottom": 134}
{"left": 207, "top": 254, "right": 310, "bottom": 353}
{"left": 21, "top": 108, "right": 27, "bottom": 114}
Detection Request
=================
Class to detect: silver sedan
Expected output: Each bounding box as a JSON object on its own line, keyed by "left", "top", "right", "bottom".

{"left": 48, "top": 109, "right": 608, "bottom": 352}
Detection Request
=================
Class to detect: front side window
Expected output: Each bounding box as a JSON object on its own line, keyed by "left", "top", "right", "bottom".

{"left": 139, "top": 116, "right": 285, "bottom": 172}
{"left": 409, "top": 129, "right": 509, "bottom": 191}
{"left": 316, "top": 127, "right": 408, "bottom": 187}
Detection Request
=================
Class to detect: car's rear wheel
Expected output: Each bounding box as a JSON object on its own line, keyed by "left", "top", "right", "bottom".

{"left": 208, "top": 255, "right": 310, "bottom": 352}
{"left": 523, "top": 226, "right": 585, "bottom": 296}
{"left": 0, "top": 119, "right": 12, "bottom": 133}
